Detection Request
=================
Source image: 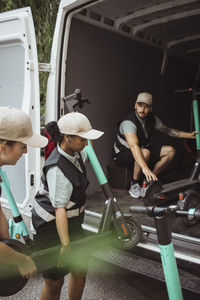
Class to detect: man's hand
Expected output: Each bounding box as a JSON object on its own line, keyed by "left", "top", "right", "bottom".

{"left": 190, "top": 131, "right": 198, "bottom": 139}
{"left": 125, "top": 132, "right": 154, "bottom": 178}
{"left": 17, "top": 256, "right": 37, "bottom": 279}
{"left": 178, "top": 130, "right": 198, "bottom": 139}
{"left": 142, "top": 166, "right": 158, "bottom": 181}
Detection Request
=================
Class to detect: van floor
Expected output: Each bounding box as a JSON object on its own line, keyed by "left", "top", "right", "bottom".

{"left": 86, "top": 187, "right": 200, "bottom": 238}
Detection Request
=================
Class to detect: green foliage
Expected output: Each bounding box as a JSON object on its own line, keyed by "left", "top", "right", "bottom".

{"left": 0, "top": 0, "right": 60, "bottom": 116}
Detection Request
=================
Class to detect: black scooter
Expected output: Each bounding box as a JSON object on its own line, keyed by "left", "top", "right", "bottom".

{"left": 141, "top": 85, "right": 200, "bottom": 225}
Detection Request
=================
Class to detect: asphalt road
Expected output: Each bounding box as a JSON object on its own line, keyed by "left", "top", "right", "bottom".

{"left": 1, "top": 271, "right": 149, "bottom": 300}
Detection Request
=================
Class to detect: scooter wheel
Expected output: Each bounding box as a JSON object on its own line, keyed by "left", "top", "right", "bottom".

{"left": 120, "top": 216, "right": 142, "bottom": 251}
{"left": 182, "top": 189, "right": 200, "bottom": 227}
{"left": 0, "top": 239, "right": 28, "bottom": 297}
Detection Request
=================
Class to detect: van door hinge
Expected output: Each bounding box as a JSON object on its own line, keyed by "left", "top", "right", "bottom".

{"left": 38, "top": 63, "right": 53, "bottom": 73}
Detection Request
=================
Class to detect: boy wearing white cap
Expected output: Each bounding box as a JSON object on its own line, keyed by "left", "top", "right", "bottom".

{"left": 113, "top": 92, "right": 197, "bottom": 198}
{"left": 0, "top": 106, "right": 48, "bottom": 279}
{"left": 32, "top": 112, "right": 103, "bottom": 300}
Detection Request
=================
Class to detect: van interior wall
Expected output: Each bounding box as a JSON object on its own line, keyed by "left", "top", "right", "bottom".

{"left": 65, "top": 18, "right": 197, "bottom": 194}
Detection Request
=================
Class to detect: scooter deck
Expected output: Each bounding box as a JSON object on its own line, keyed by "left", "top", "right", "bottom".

{"left": 93, "top": 247, "right": 200, "bottom": 296}
{"left": 158, "top": 179, "right": 199, "bottom": 195}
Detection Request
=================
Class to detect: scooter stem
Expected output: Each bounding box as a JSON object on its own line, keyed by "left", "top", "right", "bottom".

{"left": 193, "top": 99, "right": 200, "bottom": 150}
{"left": 154, "top": 215, "right": 183, "bottom": 300}
{"left": 85, "top": 141, "right": 112, "bottom": 198}
{"left": 0, "top": 168, "right": 29, "bottom": 239}
{"left": 85, "top": 141, "right": 130, "bottom": 238}
{"left": 85, "top": 141, "right": 107, "bottom": 186}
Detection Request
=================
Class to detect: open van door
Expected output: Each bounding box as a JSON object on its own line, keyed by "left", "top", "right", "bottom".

{"left": 45, "top": 0, "right": 99, "bottom": 123}
{"left": 0, "top": 1, "right": 98, "bottom": 215}
{"left": 0, "top": 7, "right": 41, "bottom": 214}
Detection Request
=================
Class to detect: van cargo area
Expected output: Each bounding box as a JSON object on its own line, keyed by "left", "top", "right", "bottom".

{"left": 62, "top": 0, "right": 199, "bottom": 194}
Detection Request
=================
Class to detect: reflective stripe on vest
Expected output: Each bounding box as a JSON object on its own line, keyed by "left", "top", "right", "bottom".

{"left": 113, "top": 134, "right": 130, "bottom": 155}
{"left": 117, "top": 134, "right": 129, "bottom": 149}
{"left": 34, "top": 200, "right": 55, "bottom": 222}
{"left": 33, "top": 200, "right": 85, "bottom": 222}
{"left": 66, "top": 205, "right": 85, "bottom": 218}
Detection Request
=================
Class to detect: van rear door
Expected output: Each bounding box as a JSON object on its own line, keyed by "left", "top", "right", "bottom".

{"left": 45, "top": 0, "right": 99, "bottom": 123}
{"left": 0, "top": 1, "right": 98, "bottom": 214}
{"left": 0, "top": 7, "right": 41, "bottom": 214}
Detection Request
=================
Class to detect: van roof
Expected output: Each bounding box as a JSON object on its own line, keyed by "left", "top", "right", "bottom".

{"left": 75, "top": 0, "right": 200, "bottom": 64}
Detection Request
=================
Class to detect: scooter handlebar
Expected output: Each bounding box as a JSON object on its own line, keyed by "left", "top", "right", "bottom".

{"left": 130, "top": 206, "right": 200, "bottom": 219}
{"left": 129, "top": 206, "right": 151, "bottom": 214}
{"left": 129, "top": 206, "right": 166, "bottom": 216}
{"left": 175, "top": 209, "right": 200, "bottom": 220}
{"left": 63, "top": 88, "right": 81, "bottom": 102}
{"left": 194, "top": 210, "right": 200, "bottom": 218}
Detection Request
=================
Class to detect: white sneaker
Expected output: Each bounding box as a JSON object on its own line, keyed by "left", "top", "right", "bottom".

{"left": 129, "top": 182, "right": 141, "bottom": 198}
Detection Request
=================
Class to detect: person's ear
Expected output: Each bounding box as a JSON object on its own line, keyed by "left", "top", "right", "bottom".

{"left": 134, "top": 103, "right": 137, "bottom": 110}
{"left": 0, "top": 142, "right": 7, "bottom": 153}
{"left": 64, "top": 135, "right": 69, "bottom": 143}
{"left": 149, "top": 106, "right": 152, "bottom": 112}
{"left": 68, "top": 137, "right": 72, "bottom": 143}
{"left": 64, "top": 135, "right": 72, "bottom": 143}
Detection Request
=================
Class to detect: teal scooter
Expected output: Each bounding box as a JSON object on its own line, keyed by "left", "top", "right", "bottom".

{"left": 85, "top": 140, "right": 142, "bottom": 249}
{"left": 129, "top": 204, "right": 200, "bottom": 300}
{"left": 141, "top": 84, "right": 200, "bottom": 224}
{"left": 63, "top": 89, "right": 142, "bottom": 250}
{"left": 0, "top": 168, "right": 32, "bottom": 246}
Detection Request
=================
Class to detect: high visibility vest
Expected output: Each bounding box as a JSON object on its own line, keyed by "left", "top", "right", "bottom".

{"left": 32, "top": 148, "right": 89, "bottom": 232}
{"left": 113, "top": 111, "right": 155, "bottom": 156}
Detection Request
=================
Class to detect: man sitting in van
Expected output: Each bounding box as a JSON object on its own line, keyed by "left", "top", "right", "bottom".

{"left": 113, "top": 92, "right": 197, "bottom": 198}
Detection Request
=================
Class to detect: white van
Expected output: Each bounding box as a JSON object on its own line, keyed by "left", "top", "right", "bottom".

{"left": 1, "top": 0, "right": 200, "bottom": 285}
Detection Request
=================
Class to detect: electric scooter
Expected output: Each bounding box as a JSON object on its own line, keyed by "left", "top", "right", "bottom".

{"left": 63, "top": 89, "right": 142, "bottom": 250}
{"left": 129, "top": 204, "right": 200, "bottom": 300}
{"left": 140, "top": 83, "right": 200, "bottom": 225}
{"left": 0, "top": 168, "right": 32, "bottom": 246}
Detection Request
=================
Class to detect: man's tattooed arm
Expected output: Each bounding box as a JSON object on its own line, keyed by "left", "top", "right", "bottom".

{"left": 159, "top": 124, "right": 180, "bottom": 137}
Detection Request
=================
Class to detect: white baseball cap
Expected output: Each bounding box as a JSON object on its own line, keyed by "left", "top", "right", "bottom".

{"left": 136, "top": 92, "right": 152, "bottom": 105}
{"left": 0, "top": 106, "right": 48, "bottom": 148}
{"left": 58, "top": 112, "right": 104, "bottom": 140}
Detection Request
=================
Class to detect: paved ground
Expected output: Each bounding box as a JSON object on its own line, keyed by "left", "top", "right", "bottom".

{"left": 2, "top": 272, "right": 150, "bottom": 300}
